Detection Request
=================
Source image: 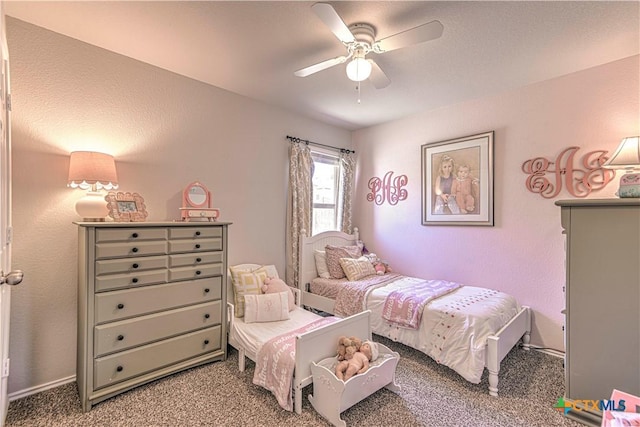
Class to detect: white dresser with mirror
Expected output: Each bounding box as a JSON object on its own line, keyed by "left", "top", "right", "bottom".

{"left": 75, "top": 221, "right": 230, "bottom": 412}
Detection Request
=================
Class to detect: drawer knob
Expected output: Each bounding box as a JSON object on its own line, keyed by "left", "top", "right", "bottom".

{"left": 196, "top": 258, "right": 202, "bottom": 263}
{"left": 204, "top": 313, "right": 210, "bottom": 319}
{"left": 131, "top": 247, "right": 139, "bottom": 253}
{"left": 132, "top": 278, "right": 139, "bottom": 284}
{"left": 195, "top": 244, "right": 201, "bottom": 249}
{"left": 132, "top": 263, "right": 139, "bottom": 269}
{"left": 195, "top": 231, "right": 201, "bottom": 236}
{"left": 195, "top": 270, "right": 201, "bottom": 276}
{"left": 116, "top": 365, "right": 124, "bottom": 372}
{"left": 131, "top": 233, "right": 139, "bottom": 238}
{"left": 117, "top": 303, "right": 125, "bottom": 309}
{"left": 204, "top": 288, "right": 210, "bottom": 293}
{"left": 204, "top": 340, "right": 210, "bottom": 345}
{"left": 117, "top": 335, "right": 124, "bottom": 341}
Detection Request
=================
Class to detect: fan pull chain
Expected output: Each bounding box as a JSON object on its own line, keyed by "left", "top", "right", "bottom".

{"left": 357, "top": 82, "right": 361, "bottom": 104}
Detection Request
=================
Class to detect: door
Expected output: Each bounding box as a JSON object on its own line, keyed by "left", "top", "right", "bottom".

{"left": 0, "top": 8, "right": 22, "bottom": 426}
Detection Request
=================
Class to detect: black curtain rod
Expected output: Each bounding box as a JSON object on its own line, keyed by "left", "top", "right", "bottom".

{"left": 286, "top": 135, "right": 355, "bottom": 154}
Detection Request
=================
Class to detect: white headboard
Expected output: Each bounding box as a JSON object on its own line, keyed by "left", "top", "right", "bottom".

{"left": 297, "top": 228, "right": 359, "bottom": 291}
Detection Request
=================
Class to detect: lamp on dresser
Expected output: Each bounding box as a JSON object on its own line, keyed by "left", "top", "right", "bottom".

{"left": 602, "top": 136, "right": 640, "bottom": 198}
{"left": 67, "top": 151, "right": 118, "bottom": 221}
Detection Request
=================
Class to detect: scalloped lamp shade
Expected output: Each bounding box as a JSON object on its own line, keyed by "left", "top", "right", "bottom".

{"left": 603, "top": 136, "right": 640, "bottom": 198}
{"left": 67, "top": 151, "right": 119, "bottom": 221}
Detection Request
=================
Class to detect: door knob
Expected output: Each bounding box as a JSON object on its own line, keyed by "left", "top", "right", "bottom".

{"left": 0, "top": 270, "right": 23, "bottom": 286}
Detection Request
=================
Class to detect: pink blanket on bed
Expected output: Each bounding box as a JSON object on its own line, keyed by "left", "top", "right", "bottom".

{"left": 252, "top": 316, "right": 338, "bottom": 411}
{"left": 334, "top": 273, "right": 401, "bottom": 317}
{"left": 382, "top": 280, "right": 462, "bottom": 329}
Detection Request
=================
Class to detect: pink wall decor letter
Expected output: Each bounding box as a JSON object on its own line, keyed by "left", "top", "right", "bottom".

{"left": 367, "top": 171, "right": 408, "bottom": 205}
{"left": 521, "top": 146, "right": 615, "bottom": 198}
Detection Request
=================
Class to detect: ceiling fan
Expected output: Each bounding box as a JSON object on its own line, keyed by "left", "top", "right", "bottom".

{"left": 294, "top": 2, "right": 444, "bottom": 89}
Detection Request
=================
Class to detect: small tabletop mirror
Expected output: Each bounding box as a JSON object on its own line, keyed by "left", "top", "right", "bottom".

{"left": 185, "top": 182, "right": 209, "bottom": 208}
{"left": 180, "top": 181, "right": 220, "bottom": 221}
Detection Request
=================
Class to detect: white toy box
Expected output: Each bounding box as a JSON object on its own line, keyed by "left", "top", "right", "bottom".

{"left": 308, "top": 343, "right": 401, "bottom": 427}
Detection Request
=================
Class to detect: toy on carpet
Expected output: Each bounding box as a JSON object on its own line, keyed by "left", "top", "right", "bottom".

{"left": 335, "top": 340, "right": 379, "bottom": 381}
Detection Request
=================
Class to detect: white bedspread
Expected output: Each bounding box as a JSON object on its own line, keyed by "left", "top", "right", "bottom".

{"left": 365, "top": 276, "right": 520, "bottom": 383}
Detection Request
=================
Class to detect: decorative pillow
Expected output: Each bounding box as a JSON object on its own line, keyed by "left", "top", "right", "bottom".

{"left": 314, "top": 250, "right": 331, "bottom": 279}
{"left": 253, "top": 264, "right": 279, "bottom": 279}
{"left": 231, "top": 270, "right": 268, "bottom": 317}
{"left": 262, "top": 277, "right": 295, "bottom": 311}
{"left": 229, "top": 264, "right": 281, "bottom": 318}
{"left": 339, "top": 256, "right": 377, "bottom": 281}
{"left": 244, "top": 292, "right": 290, "bottom": 323}
{"left": 325, "top": 245, "right": 363, "bottom": 279}
{"left": 229, "top": 264, "right": 279, "bottom": 287}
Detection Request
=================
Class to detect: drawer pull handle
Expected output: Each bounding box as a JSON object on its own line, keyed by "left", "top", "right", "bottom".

{"left": 132, "top": 278, "right": 139, "bottom": 284}
{"left": 204, "top": 313, "right": 210, "bottom": 319}
{"left": 132, "top": 263, "right": 139, "bottom": 269}
{"left": 117, "top": 335, "right": 124, "bottom": 341}
{"left": 116, "top": 366, "right": 124, "bottom": 372}
{"left": 204, "top": 288, "right": 210, "bottom": 293}
{"left": 131, "top": 233, "right": 139, "bottom": 238}
{"left": 204, "top": 340, "right": 210, "bottom": 345}
{"left": 195, "top": 244, "right": 201, "bottom": 249}
{"left": 196, "top": 258, "right": 202, "bottom": 263}
{"left": 117, "top": 303, "right": 125, "bottom": 309}
{"left": 195, "top": 270, "right": 201, "bottom": 276}
{"left": 131, "top": 247, "right": 139, "bottom": 253}
{"left": 195, "top": 231, "right": 201, "bottom": 236}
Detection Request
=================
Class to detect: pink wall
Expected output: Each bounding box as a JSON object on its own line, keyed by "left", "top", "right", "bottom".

{"left": 352, "top": 55, "right": 640, "bottom": 351}
{"left": 6, "top": 18, "right": 352, "bottom": 394}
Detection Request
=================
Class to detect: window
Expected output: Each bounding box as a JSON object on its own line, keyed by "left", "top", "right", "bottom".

{"left": 311, "top": 151, "right": 340, "bottom": 235}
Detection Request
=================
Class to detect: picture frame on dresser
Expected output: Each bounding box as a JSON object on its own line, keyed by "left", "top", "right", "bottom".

{"left": 105, "top": 191, "right": 148, "bottom": 222}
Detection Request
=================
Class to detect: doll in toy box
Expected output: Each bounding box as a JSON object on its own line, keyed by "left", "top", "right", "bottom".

{"left": 309, "top": 340, "right": 401, "bottom": 427}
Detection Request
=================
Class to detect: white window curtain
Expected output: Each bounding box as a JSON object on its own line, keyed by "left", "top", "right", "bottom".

{"left": 337, "top": 151, "right": 355, "bottom": 234}
{"left": 285, "top": 142, "right": 314, "bottom": 287}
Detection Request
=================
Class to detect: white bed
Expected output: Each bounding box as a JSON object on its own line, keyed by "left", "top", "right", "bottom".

{"left": 226, "top": 264, "right": 372, "bottom": 414}
{"left": 298, "top": 231, "right": 531, "bottom": 397}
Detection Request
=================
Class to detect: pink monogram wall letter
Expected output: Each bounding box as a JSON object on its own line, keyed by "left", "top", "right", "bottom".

{"left": 521, "top": 146, "right": 614, "bottom": 198}
{"left": 367, "top": 171, "right": 408, "bottom": 205}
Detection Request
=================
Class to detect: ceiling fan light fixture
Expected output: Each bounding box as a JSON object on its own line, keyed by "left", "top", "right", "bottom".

{"left": 346, "top": 57, "right": 372, "bottom": 82}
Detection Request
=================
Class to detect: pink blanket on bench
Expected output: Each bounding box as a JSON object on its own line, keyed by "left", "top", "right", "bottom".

{"left": 252, "top": 316, "right": 338, "bottom": 411}
{"left": 382, "top": 280, "right": 461, "bottom": 329}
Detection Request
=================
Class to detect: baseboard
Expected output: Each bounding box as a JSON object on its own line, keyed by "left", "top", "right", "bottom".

{"left": 8, "top": 375, "right": 76, "bottom": 402}
{"left": 529, "top": 345, "right": 565, "bottom": 359}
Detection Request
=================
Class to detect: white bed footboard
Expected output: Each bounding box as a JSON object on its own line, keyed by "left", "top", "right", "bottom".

{"left": 486, "top": 305, "right": 531, "bottom": 396}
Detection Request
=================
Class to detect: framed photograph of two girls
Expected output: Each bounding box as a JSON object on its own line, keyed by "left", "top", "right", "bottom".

{"left": 421, "top": 131, "right": 494, "bottom": 226}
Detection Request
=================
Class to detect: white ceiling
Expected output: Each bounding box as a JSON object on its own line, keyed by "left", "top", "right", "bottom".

{"left": 5, "top": 1, "right": 640, "bottom": 131}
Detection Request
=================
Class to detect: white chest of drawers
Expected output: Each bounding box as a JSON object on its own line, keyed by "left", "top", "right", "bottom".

{"left": 76, "top": 221, "right": 231, "bottom": 412}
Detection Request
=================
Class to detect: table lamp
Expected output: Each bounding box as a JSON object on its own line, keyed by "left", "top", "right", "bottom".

{"left": 67, "top": 151, "right": 118, "bottom": 220}
{"left": 602, "top": 136, "right": 640, "bottom": 198}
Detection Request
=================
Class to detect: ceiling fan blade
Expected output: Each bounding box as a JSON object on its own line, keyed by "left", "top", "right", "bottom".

{"left": 374, "top": 20, "right": 444, "bottom": 53}
{"left": 368, "top": 59, "right": 391, "bottom": 89}
{"left": 311, "top": 2, "right": 355, "bottom": 44}
{"left": 294, "top": 55, "right": 349, "bottom": 77}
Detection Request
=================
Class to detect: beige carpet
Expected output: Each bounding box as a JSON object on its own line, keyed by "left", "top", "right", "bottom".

{"left": 6, "top": 336, "right": 582, "bottom": 426}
